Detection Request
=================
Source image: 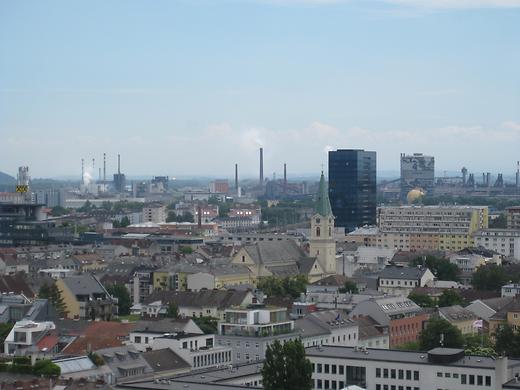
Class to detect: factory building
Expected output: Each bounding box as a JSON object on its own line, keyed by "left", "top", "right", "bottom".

{"left": 400, "top": 153, "right": 435, "bottom": 201}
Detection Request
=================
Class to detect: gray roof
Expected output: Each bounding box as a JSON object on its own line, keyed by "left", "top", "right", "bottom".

{"left": 144, "top": 290, "right": 250, "bottom": 309}
{"left": 133, "top": 318, "right": 199, "bottom": 334}
{"left": 295, "top": 310, "right": 356, "bottom": 337}
{"left": 62, "top": 274, "right": 106, "bottom": 295}
{"left": 439, "top": 305, "right": 477, "bottom": 322}
{"left": 241, "top": 240, "right": 306, "bottom": 265}
{"left": 379, "top": 265, "right": 429, "bottom": 280}
{"left": 142, "top": 348, "right": 190, "bottom": 373}
{"left": 306, "top": 345, "right": 520, "bottom": 370}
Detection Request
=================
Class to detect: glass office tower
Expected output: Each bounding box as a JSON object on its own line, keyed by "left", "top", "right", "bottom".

{"left": 328, "top": 149, "right": 377, "bottom": 232}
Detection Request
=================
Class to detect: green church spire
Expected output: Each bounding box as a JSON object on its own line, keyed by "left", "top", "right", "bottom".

{"left": 316, "top": 171, "right": 333, "bottom": 217}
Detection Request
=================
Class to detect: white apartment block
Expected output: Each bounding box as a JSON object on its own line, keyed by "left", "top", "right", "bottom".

{"left": 142, "top": 204, "right": 167, "bottom": 223}
{"left": 473, "top": 229, "right": 520, "bottom": 261}
{"left": 307, "top": 345, "right": 520, "bottom": 390}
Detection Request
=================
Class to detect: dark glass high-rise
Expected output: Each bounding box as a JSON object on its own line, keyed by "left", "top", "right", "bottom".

{"left": 328, "top": 149, "right": 377, "bottom": 232}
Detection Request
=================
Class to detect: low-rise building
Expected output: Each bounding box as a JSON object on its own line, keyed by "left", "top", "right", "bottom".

{"left": 503, "top": 283, "right": 520, "bottom": 297}
{"left": 449, "top": 247, "right": 502, "bottom": 285}
{"left": 128, "top": 318, "right": 203, "bottom": 351}
{"left": 473, "top": 229, "right": 520, "bottom": 261}
{"left": 349, "top": 296, "right": 428, "bottom": 348}
{"left": 438, "top": 305, "right": 478, "bottom": 335}
{"left": 3, "top": 319, "right": 55, "bottom": 356}
{"left": 307, "top": 345, "right": 519, "bottom": 390}
{"left": 377, "top": 265, "right": 434, "bottom": 296}
{"left": 55, "top": 274, "right": 117, "bottom": 320}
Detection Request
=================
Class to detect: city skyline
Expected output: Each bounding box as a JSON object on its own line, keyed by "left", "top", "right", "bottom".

{"left": 1, "top": 0, "right": 519, "bottom": 177}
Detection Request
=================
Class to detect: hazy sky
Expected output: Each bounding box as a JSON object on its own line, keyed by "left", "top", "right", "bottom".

{"left": 1, "top": 0, "right": 519, "bottom": 179}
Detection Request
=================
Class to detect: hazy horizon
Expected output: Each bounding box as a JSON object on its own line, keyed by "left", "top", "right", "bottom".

{"left": 1, "top": 0, "right": 519, "bottom": 177}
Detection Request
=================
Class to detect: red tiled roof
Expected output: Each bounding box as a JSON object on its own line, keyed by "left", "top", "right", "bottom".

{"left": 37, "top": 334, "right": 59, "bottom": 351}
{"left": 63, "top": 321, "right": 136, "bottom": 355}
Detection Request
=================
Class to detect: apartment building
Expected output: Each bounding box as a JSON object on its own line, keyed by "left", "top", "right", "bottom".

{"left": 307, "top": 345, "right": 519, "bottom": 390}
{"left": 377, "top": 266, "right": 435, "bottom": 296}
{"left": 507, "top": 207, "right": 520, "bottom": 229}
{"left": 375, "top": 205, "right": 488, "bottom": 252}
{"left": 142, "top": 204, "right": 167, "bottom": 223}
{"left": 449, "top": 247, "right": 503, "bottom": 285}
{"left": 473, "top": 229, "right": 520, "bottom": 261}
{"left": 349, "top": 296, "right": 428, "bottom": 347}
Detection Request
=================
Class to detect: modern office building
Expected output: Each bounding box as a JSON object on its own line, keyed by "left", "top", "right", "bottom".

{"left": 400, "top": 153, "right": 435, "bottom": 201}
{"left": 307, "top": 345, "right": 520, "bottom": 390}
{"left": 328, "top": 149, "right": 377, "bottom": 232}
{"left": 473, "top": 229, "right": 520, "bottom": 261}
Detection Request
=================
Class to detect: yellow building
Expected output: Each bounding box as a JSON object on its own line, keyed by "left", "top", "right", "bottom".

{"left": 439, "top": 305, "right": 478, "bottom": 335}
{"left": 55, "top": 274, "right": 116, "bottom": 320}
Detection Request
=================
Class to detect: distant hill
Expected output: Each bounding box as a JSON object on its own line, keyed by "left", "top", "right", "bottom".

{"left": 0, "top": 171, "right": 16, "bottom": 185}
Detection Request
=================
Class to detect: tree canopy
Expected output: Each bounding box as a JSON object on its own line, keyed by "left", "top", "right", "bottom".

{"left": 338, "top": 280, "right": 359, "bottom": 294}
{"left": 438, "top": 289, "right": 465, "bottom": 307}
{"left": 257, "top": 275, "right": 308, "bottom": 298}
{"left": 262, "top": 339, "right": 312, "bottom": 390}
{"left": 411, "top": 255, "right": 460, "bottom": 281}
{"left": 408, "top": 292, "right": 435, "bottom": 308}
{"left": 39, "top": 283, "right": 68, "bottom": 317}
{"left": 472, "top": 264, "right": 509, "bottom": 291}
{"left": 106, "top": 283, "right": 131, "bottom": 316}
{"left": 419, "top": 317, "right": 464, "bottom": 350}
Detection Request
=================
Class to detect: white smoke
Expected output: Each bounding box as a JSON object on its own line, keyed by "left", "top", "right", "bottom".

{"left": 83, "top": 166, "right": 93, "bottom": 186}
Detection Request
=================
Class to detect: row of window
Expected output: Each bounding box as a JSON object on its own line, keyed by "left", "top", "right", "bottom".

{"left": 376, "top": 385, "right": 419, "bottom": 390}
{"left": 376, "top": 368, "right": 419, "bottom": 381}
{"left": 313, "top": 363, "right": 345, "bottom": 375}
{"left": 438, "top": 372, "right": 492, "bottom": 386}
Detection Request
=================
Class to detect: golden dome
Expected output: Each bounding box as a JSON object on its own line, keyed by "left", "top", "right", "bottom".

{"left": 407, "top": 188, "right": 425, "bottom": 204}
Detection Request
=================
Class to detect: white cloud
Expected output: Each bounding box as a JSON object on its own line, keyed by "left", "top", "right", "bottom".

{"left": 381, "top": 0, "right": 520, "bottom": 8}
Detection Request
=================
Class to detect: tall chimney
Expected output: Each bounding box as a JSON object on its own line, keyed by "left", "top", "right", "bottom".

{"left": 259, "top": 147, "right": 264, "bottom": 185}
{"left": 486, "top": 172, "right": 491, "bottom": 187}
{"left": 118, "top": 154, "right": 121, "bottom": 175}
{"left": 103, "top": 153, "right": 106, "bottom": 182}
{"left": 516, "top": 161, "right": 519, "bottom": 189}
{"left": 92, "top": 158, "right": 95, "bottom": 175}
{"left": 98, "top": 168, "right": 101, "bottom": 181}
{"left": 235, "top": 163, "right": 239, "bottom": 193}
{"left": 283, "top": 163, "right": 287, "bottom": 194}
{"left": 81, "top": 158, "right": 84, "bottom": 185}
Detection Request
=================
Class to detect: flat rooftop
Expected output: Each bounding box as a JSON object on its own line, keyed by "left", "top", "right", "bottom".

{"left": 305, "top": 345, "right": 520, "bottom": 370}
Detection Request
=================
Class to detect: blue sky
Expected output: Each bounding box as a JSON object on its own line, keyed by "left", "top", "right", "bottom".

{"left": 0, "top": 0, "right": 519, "bottom": 179}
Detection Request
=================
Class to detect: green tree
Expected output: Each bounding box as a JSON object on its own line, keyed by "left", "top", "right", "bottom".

{"left": 262, "top": 339, "right": 312, "bottom": 390}
{"left": 494, "top": 324, "right": 520, "bottom": 357}
{"left": 50, "top": 206, "right": 68, "bottom": 216}
{"left": 0, "top": 323, "right": 14, "bottom": 353}
{"left": 411, "top": 255, "right": 460, "bottom": 281}
{"left": 179, "top": 246, "right": 193, "bottom": 255}
{"left": 419, "top": 317, "right": 464, "bottom": 350}
{"left": 107, "top": 283, "right": 131, "bottom": 316}
{"left": 339, "top": 280, "right": 359, "bottom": 294}
{"left": 43, "top": 283, "right": 68, "bottom": 317}
{"left": 395, "top": 341, "right": 420, "bottom": 351}
{"left": 120, "top": 216, "right": 131, "bottom": 228}
{"left": 489, "top": 213, "right": 507, "bottom": 228}
{"left": 258, "top": 275, "right": 307, "bottom": 298}
{"left": 33, "top": 359, "right": 61, "bottom": 376}
{"left": 464, "top": 333, "right": 495, "bottom": 357}
{"left": 472, "top": 264, "right": 509, "bottom": 291}
{"left": 408, "top": 292, "right": 435, "bottom": 308}
{"left": 438, "top": 289, "right": 465, "bottom": 307}
{"left": 193, "top": 316, "right": 218, "bottom": 334}
{"left": 166, "top": 302, "right": 178, "bottom": 318}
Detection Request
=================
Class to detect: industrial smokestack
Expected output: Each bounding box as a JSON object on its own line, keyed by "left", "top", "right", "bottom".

{"left": 99, "top": 168, "right": 101, "bottom": 181}
{"left": 283, "top": 163, "right": 287, "bottom": 194}
{"left": 118, "top": 154, "right": 121, "bottom": 175}
{"left": 235, "top": 163, "right": 239, "bottom": 193}
{"left": 81, "top": 158, "right": 84, "bottom": 185}
{"left": 92, "top": 158, "right": 95, "bottom": 175}
{"left": 259, "top": 148, "right": 264, "bottom": 185}
{"left": 103, "top": 153, "right": 106, "bottom": 182}
{"left": 516, "top": 161, "right": 519, "bottom": 189}
{"left": 486, "top": 172, "right": 491, "bottom": 187}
